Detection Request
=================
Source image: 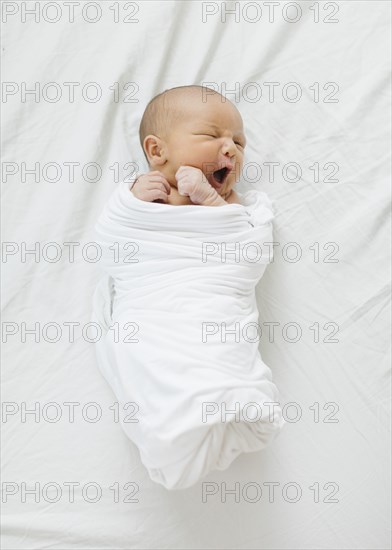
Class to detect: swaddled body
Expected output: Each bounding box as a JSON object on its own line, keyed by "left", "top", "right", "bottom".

{"left": 92, "top": 174, "right": 285, "bottom": 490}
{"left": 92, "top": 85, "right": 285, "bottom": 489}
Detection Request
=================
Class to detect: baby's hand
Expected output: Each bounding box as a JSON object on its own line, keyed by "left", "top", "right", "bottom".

{"left": 131, "top": 171, "right": 171, "bottom": 203}
{"left": 176, "top": 166, "right": 221, "bottom": 205}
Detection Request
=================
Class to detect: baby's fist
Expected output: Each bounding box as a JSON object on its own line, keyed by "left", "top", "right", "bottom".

{"left": 131, "top": 171, "right": 171, "bottom": 203}
{"left": 175, "top": 166, "right": 217, "bottom": 205}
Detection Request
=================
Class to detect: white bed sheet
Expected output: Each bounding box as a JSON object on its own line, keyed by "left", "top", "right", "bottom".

{"left": 2, "top": 1, "right": 390, "bottom": 548}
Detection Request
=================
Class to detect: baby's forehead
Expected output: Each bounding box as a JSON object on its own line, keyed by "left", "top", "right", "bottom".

{"left": 175, "top": 94, "right": 243, "bottom": 121}
{"left": 183, "top": 105, "right": 244, "bottom": 134}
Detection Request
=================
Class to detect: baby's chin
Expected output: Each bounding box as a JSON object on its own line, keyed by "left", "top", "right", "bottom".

{"left": 215, "top": 184, "right": 236, "bottom": 202}
{"left": 207, "top": 175, "right": 237, "bottom": 198}
{"left": 203, "top": 170, "right": 230, "bottom": 190}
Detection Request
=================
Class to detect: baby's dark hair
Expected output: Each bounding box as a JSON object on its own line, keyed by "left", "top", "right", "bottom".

{"left": 138, "top": 85, "right": 226, "bottom": 164}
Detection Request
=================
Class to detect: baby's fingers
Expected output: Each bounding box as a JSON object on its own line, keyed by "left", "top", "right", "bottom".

{"left": 150, "top": 181, "right": 172, "bottom": 203}
{"left": 177, "top": 177, "right": 191, "bottom": 197}
{"left": 149, "top": 188, "right": 170, "bottom": 203}
{"left": 149, "top": 172, "right": 171, "bottom": 195}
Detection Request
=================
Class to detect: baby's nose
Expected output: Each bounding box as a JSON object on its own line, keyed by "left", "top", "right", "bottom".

{"left": 222, "top": 141, "right": 236, "bottom": 156}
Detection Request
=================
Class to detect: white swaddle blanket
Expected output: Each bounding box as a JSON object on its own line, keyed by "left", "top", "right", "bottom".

{"left": 91, "top": 174, "right": 286, "bottom": 490}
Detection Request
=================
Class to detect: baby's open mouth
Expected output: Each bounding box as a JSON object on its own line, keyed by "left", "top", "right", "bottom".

{"left": 211, "top": 167, "right": 230, "bottom": 186}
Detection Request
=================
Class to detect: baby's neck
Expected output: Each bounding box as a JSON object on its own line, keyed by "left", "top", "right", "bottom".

{"left": 167, "top": 185, "right": 193, "bottom": 206}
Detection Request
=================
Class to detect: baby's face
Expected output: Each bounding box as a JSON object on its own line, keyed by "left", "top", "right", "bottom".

{"left": 151, "top": 95, "right": 246, "bottom": 198}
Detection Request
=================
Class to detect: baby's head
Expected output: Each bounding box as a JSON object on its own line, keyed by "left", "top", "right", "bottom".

{"left": 139, "top": 85, "right": 246, "bottom": 198}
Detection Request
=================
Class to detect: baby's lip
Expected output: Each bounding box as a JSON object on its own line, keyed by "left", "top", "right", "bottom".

{"left": 215, "top": 160, "right": 235, "bottom": 173}
{"left": 207, "top": 160, "right": 235, "bottom": 187}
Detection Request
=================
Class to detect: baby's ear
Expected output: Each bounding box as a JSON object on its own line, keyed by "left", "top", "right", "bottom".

{"left": 143, "top": 135, "right": 166, "bottom": 166}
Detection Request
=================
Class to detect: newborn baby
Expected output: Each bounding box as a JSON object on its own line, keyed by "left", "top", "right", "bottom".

{"left": 92, "top": 84, "right": 285, "bottom": 490}
{"left": 132, "top": 85, "right": 246, "bottom": 206}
